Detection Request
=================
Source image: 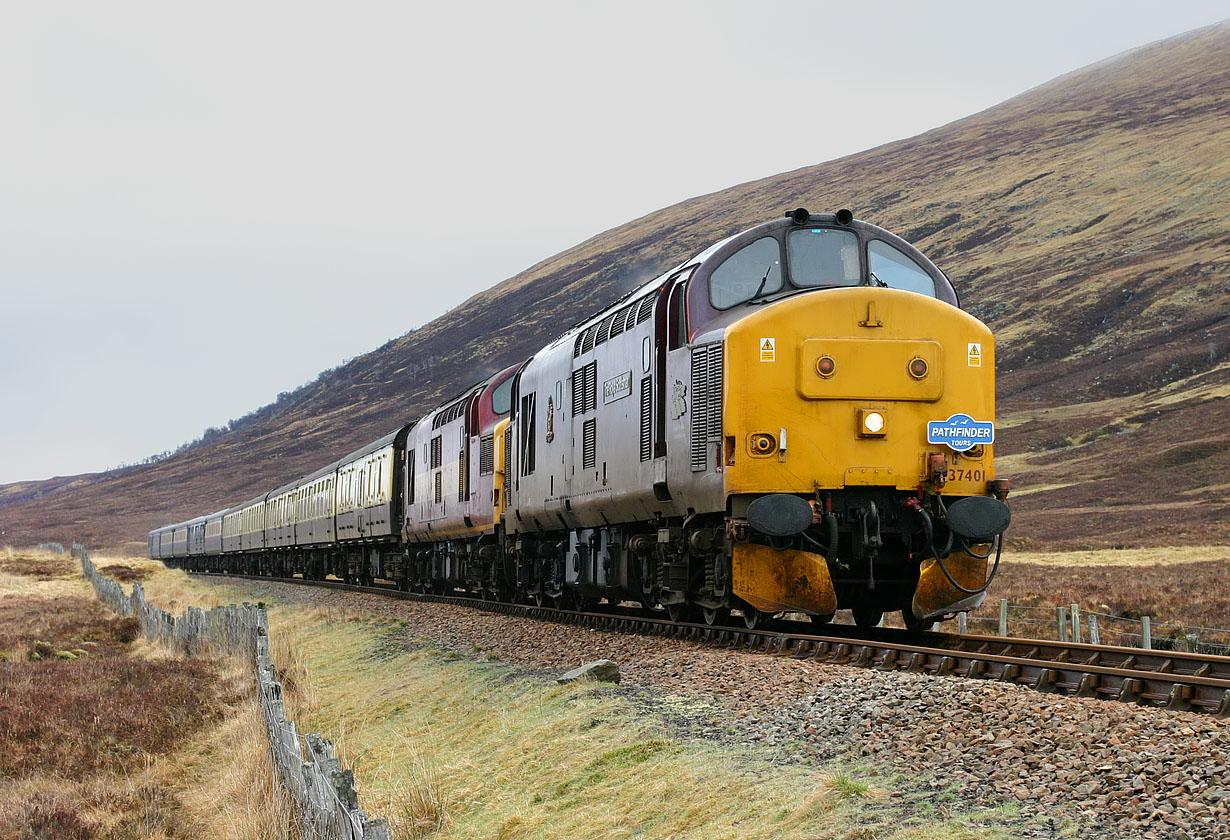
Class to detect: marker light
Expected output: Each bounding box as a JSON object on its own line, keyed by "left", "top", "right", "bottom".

{"left": 749, "top": 432, "right": 777, "bottom": 456}
{"left": 908, "top": 356, "right": 929, "bottom": 379}
{"left": 816, "top": 355, "right": 836, "bottom": 377}
{"left": 859, "top": 409, "right": 887, "bottom": 437}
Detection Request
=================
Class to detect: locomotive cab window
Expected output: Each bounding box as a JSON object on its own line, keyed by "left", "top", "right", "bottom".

{"left": 788, "top": 228, "right": 861, "bottom": 288}
{"left": 708, "top": 236, "right": 782, "bottom": 309}
{"left": 491, "top": 376, "right": 513, "bottom": 415}
{"left": 867, "top": 240, "right": 937, "bottom": 298}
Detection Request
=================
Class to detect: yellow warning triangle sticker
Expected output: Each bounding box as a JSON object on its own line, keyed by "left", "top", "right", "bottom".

{"left": 762, "top": 339, "right": 773, "bottom": 350}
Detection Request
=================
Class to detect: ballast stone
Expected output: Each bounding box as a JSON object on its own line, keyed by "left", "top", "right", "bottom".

{"left": 556, "top": 659, "right": 621, "bottom": 684}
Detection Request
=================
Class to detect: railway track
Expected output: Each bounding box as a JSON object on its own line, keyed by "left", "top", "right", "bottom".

{"left": 196, "top": 572, "right": 1230, "bottom": 717}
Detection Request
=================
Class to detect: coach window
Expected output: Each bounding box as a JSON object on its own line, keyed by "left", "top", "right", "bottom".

{"left": 867, "top": 240, "right": 937, "bottom": 297}
{"left": 787, "top": 228, "right": 861, "bottom": 288}
{"left": 709, "top": 237, "right": 783, "bottom": 309}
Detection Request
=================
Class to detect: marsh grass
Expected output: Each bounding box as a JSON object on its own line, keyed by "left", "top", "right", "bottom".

{"left": 0, "top": 551, "right": 300, "bottom": 839}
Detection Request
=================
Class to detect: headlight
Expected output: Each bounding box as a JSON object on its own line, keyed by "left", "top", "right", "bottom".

{"left": 858, "top": 409, "right": 887, "bottom": 437}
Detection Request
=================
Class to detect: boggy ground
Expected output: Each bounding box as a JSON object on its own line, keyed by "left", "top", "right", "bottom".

{"left": 189, "top": 565, "right": 1230, "bottom": 840}
{"left": 958, "top": 547, "right": 1230, "bottom": 647}
{"left": 0, "top": 549, "right": 296, "bottom": 840}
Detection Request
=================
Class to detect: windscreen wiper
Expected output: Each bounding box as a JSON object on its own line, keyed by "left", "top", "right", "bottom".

{"left": 749, "top": 262, "right": 776, "bottom": 302}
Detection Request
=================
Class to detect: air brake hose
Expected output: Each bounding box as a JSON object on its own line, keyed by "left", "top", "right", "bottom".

{"left": 799, "top": 513, "right": 840, "bottom": 563}
{"left": 918, "top": 508, "right": 1003, "bottom": 596}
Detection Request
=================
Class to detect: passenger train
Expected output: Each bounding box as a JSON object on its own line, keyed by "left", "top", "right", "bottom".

{"left": 152, "top": 209, "right": 1011, "bottom": 631}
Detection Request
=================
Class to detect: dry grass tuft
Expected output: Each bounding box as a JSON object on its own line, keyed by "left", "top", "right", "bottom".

{"left": 0, "top": 649, "right": 245, "bottom": 779}
{"left": 177, "top": 698, "right": 301, "bottom": 840}
{"left": 967, "top": 554, "right": 1230, "bottom": 645}
{"left": 0, "top": 550, "right": 77, "bottom": 580}
{"left": 267, "top": 608, "right": 323, "bottom": 720}
{"left": 0, "top": 553, "right": 301, "bottom": 840}
{"left": 0, "top": 789, "right": 98, "bottom": 840}
{"left": 98, "top": 563, "right": 153, "bottom": 582}
{"left": 0, "top": 594, "right": 140, "bottom": 659}
{"left": 381, "top": 737, "right": 450, "bottom": 840}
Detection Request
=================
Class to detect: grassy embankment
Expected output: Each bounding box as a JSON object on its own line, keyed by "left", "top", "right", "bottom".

{"left": 93, "top": 544, "right": 1228, "bottom": 838}
{"left": 119, "top": 561, "right": 1021, "bottom": 840}
{"left": 0, "top": 548, "right": 297, "bottom": 840}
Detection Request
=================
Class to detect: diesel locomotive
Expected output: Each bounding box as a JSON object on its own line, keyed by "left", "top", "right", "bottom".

{"left": 152, "top": 209, "right": 1011, "bottom": 631}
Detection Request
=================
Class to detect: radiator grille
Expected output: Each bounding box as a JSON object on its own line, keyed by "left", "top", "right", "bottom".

{"left": 572, "top": 361, "right": 597, "bottom": 415}
{"left": 434, "top": 471, "right": 442, "bottom": 504}
{"left": 639, "top": 376, "right": 652, "bottom": 462}
{"left": 690, "top": 343, "right": 723, "bottom": 472}
{"left": 479, "top": 435, "right": 494, "bottom": 475}
{"left": 429, "top": 435, "right": 442, "bottom": 469}
{"left": 459, "top": 447, "right": 468, "bottom": 501}
{"left": 582, "top": 418, "right": 597, "bottom": 471}
{"left": 636, "top": 295, "right": 655, "bottom": 323}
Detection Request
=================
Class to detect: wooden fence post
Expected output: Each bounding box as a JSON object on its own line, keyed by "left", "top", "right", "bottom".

{"left": 1141, "top": 616, "right": 1152, "bottom": 650}
{"left": 1057, "top": 606, "right": 1068, "bottom": 642}
{"left": 1071, "top": 604, "right": 1082, "bottom": 644}
{"left": 998, "top": 598, "right": 1008, "bottom": 637}
{"left": 1088, "top": 614, "right": 1101, "bottom": 646}
{"left": 957, "top": 612, "right": 968, "bottom": 635}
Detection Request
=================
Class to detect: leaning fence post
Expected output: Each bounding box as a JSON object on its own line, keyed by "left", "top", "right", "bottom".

{"left": 957, "top": 612, "right": 968, "bottom": 635}
{"left": 1185, "top": 633, "right": 1199, "bottom": 654}
{"left": 1088, "top": 614, "right": 1101, "bottom": 646}
{"left": 1071, "top": 604, "right": 1082, "bottom": 644}
{"left": 998, "top": 599, "right": 1008, "bottom": 637}
{"left": 1141, "top": 616, "right": 1152, "bottom": 650}
{"left": 1057, "top": 606, "right": 1068, "bottom": 642}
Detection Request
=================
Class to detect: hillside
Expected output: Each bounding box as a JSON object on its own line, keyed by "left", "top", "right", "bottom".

{"left": 3, "top": 22, "right": 1228, "bottom": 553}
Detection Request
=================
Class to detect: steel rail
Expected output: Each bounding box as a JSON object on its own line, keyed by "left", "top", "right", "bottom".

{"left": 193, "top": 572, "right": 1230, "bottom": 717}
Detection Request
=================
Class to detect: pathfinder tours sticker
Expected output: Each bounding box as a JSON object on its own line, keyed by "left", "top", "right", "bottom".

{"left": 926, "top": 413, "right": 994, "bottom": 453}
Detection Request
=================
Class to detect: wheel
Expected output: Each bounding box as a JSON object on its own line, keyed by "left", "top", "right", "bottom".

{"left": 702, "top": 607, "right": 729, "bottom": 626}
{"left": 665, "top": 602, "right": 690, "bottom": 623}
{"left": 901, "top": 608, "right": 936, "bottom": 633}
{"left": 741, "top": 607, "right": 763, "bottom": 630}
{"left": 809, "top": 612, "right": 835, "bottom": 626}
{"left": 852, "top": 606, "right": 884, "bottom": 629}
{"left": 533, "top": 591, "right": 549, "bottom": 608}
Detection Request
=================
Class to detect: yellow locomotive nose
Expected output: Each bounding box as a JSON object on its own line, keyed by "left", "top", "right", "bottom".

{"left": 723, "top": 287, "right": 995, "bottom": 497}
{"left": 721, "top": 287, "right": 999, "bottom": 622}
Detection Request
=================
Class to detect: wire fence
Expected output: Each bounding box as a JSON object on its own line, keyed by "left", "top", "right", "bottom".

{"left": 958, "top": 597, "right": 1230, "bottom": 656}
{"left": 78, "top": 548, "right": 389, "bottom": 840}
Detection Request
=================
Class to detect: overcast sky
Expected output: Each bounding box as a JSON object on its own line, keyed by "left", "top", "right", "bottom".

{"left": 1, "top": 2, "right": 1226, "bottom": 484}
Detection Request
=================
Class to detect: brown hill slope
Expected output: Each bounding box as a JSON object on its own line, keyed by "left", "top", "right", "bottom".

{"left": 4, "top": 22, "right": 1229, "bottom": 553}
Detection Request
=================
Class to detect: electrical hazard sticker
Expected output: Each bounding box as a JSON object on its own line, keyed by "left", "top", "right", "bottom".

{"left": 967, "top": 342, "right": 982, "bottom": 367}
{"left": 759, "top": 338, "right": 775, "bottom": 362}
